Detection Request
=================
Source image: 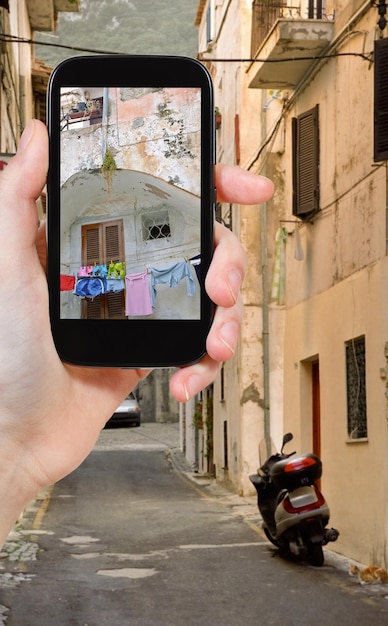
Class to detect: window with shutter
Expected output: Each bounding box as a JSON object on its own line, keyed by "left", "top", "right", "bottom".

{"left": 374, "top": 38, "right": 388, "bottom": 162}
{"left": 81, "top": 220, "right": 125, "bottom": 319}
{"left": 292, "top": 105, "right": 320, "bottom": 220}
{"left": 346, "top": 336, "right": 367, "bottom": 439}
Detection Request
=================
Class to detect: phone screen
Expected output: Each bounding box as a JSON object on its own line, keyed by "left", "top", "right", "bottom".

{"left": 48, "top": 56, "right": 214, "bottom": 367}
{"left": 60, "top": 85, "right": 202, "bottom": 321}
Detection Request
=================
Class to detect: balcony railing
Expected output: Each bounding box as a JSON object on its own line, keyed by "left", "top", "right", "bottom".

{"left": 251, "top": 0, "right": 327, "bottom": 57}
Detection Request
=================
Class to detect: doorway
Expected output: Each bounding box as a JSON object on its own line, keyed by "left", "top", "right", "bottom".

{"left": 312, "top": 360, "right": 321, "bottom": 488}
{"left": 81, "top": 219, "right": 125, "bottom": 319}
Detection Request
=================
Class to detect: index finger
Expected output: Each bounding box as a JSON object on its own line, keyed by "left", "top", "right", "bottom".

{"left": 215, "top": 163, "right": 274, "bottom": 204}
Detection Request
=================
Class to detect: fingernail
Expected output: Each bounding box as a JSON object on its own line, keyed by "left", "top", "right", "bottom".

{"left": 184, "top": 375, "right": 203, "bottom": 401}
{"left": 17, "top": 120, "right": 35, "bottom": 154}
{"left": 219, "top": 321, "right": 237, "bottom": 355}
{"left": 227, "top": 269, "right": 242, "bottom": 305}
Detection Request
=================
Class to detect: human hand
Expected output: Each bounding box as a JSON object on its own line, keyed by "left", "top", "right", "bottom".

{"left": 0, "top": 120, "right": 273, "bottom": 541}
{"left": 169, "top": 165, "right": 274, "bottom": 401}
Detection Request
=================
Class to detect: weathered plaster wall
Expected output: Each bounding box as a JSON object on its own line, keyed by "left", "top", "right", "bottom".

{"left": 60, "top": 87, "right": 201, "bottom": 196}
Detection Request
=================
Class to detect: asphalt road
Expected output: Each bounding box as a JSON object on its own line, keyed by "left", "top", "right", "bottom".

{"left": 1, "top": 424, "right": 388, "bottom": 625}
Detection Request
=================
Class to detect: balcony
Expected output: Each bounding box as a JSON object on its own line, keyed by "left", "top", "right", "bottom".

{"left": 27, "top": 0, "right": 80, "bottom": 32}
{"left": 248, "top": 1, "right": 334, "bottom": 90}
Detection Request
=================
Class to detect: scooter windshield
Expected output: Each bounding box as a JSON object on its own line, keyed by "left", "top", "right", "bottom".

{"left": 259, "top": 437, "right": 278, "bottom": 466}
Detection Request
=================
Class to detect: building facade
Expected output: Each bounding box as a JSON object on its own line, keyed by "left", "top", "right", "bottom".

{"left": 0, "top": 0, "right": 80, "bottom": 216}
{"left": 0, "top": 0, "right": 80, "bottom": 152}
{"left": 196, "top": 0, "right": 388, "bottom": 567}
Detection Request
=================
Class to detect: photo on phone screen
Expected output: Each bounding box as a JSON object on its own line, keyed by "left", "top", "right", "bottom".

{"left": 48, "top": 56, "right": 214, "bottom": 367}
{"left": 60, "top": 85, "right": 202, "bottom": 321}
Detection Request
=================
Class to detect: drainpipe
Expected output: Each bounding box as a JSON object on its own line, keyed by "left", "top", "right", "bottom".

{"left": 386, "top": 163, "right": 388, "bottom": 256}
{"left": 261, "top": 199, "right": 271, "bottom": 452}
{"left": 260, "top": 90, "right": 271, "bottom": 455}
{"left": 101, "top": 87, "right": 109, "bottom": 161}
{"left": 247, "top": 91, "right": 272, "bottom": 456}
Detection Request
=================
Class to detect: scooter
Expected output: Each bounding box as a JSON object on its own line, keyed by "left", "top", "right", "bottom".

{"left": 249, "top": 433, "right": 339, "bottom": 566}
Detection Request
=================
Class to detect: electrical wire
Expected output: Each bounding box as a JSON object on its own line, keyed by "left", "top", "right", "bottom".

{"left": 199, "top": 51, "right": 373, "bottom": 63}
{"left": 0, "top": 33, "right": 119, "bottom": 56}
{"left": 0, "top": 33, "right": 374, "bottom": 63}
{"left": 248, "top": 102, "right": 286, "bottom": 172}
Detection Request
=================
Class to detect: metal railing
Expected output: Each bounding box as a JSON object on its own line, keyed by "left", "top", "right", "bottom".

{"left": 251, "top": 0, "right": 326, "bottom": 57}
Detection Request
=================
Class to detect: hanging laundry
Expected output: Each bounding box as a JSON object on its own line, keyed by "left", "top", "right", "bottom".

{"left": 125, "top": 271, "right": 153, "bottom": 317}
{"left": 190, "top": 254, "right": 201, "bottom": 283}
{"left": 294, "top": 223, "right": 304, "bottom": 261}
{"left": 149, "top": 259, "right": 196, "bottom": 308}
{"left": 78, "top": 265, "right": 93, "bottom": 277}
{"left": 108, "top": 261, "right": 126, "bottom": 279}
{"left": 92, "top": 264, "right": 108, "bottom": 277}
{"left": 107, "top": 278, "right": 125, "bottom": 293}
{"left": 60, "top": 275, "right": 76, "bottom": 291}
{"left": 74, "top": 277, "right": 107, "bottom": 298}
{"left": 271, "top": 226, "right": 288, "bottom": 305}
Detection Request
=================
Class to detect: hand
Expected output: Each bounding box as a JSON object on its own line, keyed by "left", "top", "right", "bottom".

{"left": 0, "top": 120, "right": 273, "bottom": 542}
{"left": 170, "top": 165, "right": 274, "bottom": 401}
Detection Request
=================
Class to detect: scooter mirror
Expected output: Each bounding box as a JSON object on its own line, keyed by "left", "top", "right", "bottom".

{"left": 281, "top": 432, "right": 293, "bottom": 451}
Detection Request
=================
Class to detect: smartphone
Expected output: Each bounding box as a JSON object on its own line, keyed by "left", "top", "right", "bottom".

{"left": 47, "top": 55, "right": 215, "bottom": 368}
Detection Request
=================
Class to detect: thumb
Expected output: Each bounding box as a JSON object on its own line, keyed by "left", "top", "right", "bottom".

{"left": 0, "top": 120, "right": 48, "bottom": 252}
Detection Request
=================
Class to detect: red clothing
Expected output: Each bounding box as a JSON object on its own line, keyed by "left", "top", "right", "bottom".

{"left": 60, "top": 275, "right": 76, "bottom": 291}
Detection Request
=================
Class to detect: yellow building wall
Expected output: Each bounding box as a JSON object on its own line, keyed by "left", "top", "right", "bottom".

{"left": 283, "top": 259, "right": 388, "bottom": 566}
{"left": 198, "top": 0, "right": 388, "bottom": 567}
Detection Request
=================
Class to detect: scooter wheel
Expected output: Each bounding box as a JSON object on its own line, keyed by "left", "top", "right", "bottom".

{"left": 307, "top": 542, "right": 324, "bottom": 567}
{"left": 263, "top": 526, "right": 281, "bottom": 548}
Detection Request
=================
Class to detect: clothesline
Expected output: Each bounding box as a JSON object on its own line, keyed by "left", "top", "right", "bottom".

{"left": 60, "top": 254, "right": 200, "bottom": 276}
{"left": 61, "top": 257, "right": 201, "bottom": 317}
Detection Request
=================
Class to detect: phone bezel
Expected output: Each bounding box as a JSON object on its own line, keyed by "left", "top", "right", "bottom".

{"left": 47, "top": 55, "right": 215, "bottom": 367}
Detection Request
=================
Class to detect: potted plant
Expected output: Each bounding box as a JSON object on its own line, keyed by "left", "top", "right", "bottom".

{"left": 215, "top": 106, "right": 222, "bottom": 130}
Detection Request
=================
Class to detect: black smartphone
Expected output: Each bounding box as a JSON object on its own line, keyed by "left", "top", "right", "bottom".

{"left": 47, "top": 55, "right": 215, "bottom": 368}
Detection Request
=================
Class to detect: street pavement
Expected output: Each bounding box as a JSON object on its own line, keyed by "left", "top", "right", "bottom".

{"left": 0, "top": 423, "right": 387, "bottom": 625}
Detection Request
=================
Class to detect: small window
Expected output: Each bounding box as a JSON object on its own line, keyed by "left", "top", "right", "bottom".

{"left": 346, "top": 336, "right": 367, "bottom": 440}
{"left": 292, "top": 104, "right": 320, "bottom": 220}
{"left": 374, "top": 38, "right": 388, "bottom": 162}
{"left": 220, "top": 364, "right": 225, "bottom": 401}
{"left": 142, "top": 210, "right": 171, "bottom": 241}
{"left": 223, "top": 420, "right": 228, "bottom": 470}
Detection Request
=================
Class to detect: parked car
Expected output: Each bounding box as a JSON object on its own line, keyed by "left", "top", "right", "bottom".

{"left": 105, "top": 392, "right": 141, "bottom": 428}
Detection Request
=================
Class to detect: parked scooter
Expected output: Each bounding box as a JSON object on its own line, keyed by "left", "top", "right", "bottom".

{"left": 249, "top": 433, "right": 339, "bottom": 566}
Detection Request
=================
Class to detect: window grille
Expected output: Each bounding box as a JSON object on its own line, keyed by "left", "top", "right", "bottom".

{"left": 346, "top": 336, "right": 367, "bottom": 439}
{"left": 142, "top": 210, "right": 171, "bottom": 241}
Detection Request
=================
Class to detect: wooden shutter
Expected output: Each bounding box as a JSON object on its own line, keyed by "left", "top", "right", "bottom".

{"left": 82, "top": 225, "right": 102, "bottom": 265}
{"left": 292, "top": 105, "right": 320, "bottom": 220}
{"left": 81, "top": 220, "right": 125, "bottom": 319}
{"left": 104, "top": 221, "right": 122, "bottom": 262}
{"left": 374, "top": 38, "right": 388, "bottom": 162}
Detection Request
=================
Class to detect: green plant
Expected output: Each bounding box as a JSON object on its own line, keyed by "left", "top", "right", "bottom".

{"left": 192, "top": 396, "right": 214, "bottom": 464}
{"left": 193, "top": 400, "right": 204, "bottom": 430}
{"left": 101, "top": 149, "right": 117, "bottom": 195}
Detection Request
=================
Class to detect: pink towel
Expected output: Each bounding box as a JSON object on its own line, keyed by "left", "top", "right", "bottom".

{"left": 125, "top": 271, "right": 153, "bottom": 316}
